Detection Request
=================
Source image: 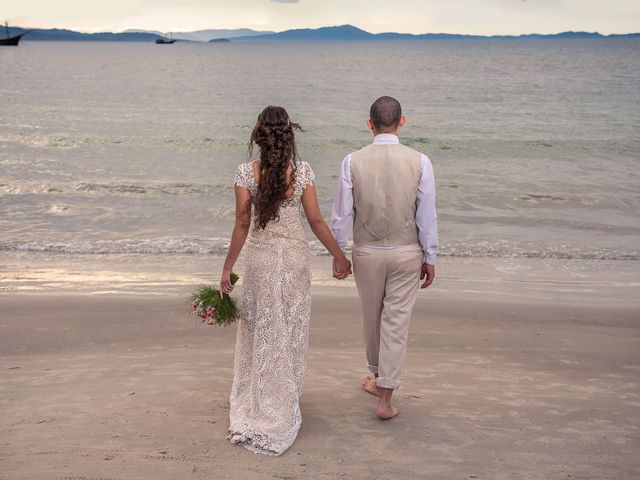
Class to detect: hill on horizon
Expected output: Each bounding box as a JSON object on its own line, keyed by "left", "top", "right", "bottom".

{"left": 7, "top": 24, "right": 640, "bottom": 42}
{"left": 125, "top": 28, "right": 273, "bottom": 42}
{"left": 7, "top": 27, "right": 162, "bottom": 42}
{"left": 231, "top": 24, "right": 640, "bottom": 42}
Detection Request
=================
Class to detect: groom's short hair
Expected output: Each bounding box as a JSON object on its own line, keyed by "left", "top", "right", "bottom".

{"left": 370, "top": 96, "right": 402, "bottom": 131}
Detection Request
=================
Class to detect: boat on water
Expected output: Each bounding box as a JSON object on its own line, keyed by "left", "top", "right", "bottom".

{"left": 0, "top": 22, "right": 26, "bottom": 46}
{"left": 155, "top": 32, "right": 176, "bottom": 44}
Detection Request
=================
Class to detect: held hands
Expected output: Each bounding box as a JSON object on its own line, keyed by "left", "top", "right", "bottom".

{"left": 420, "top": 263, "right": 435, "bottom": 289}
{"left": 333, "top": 255, "right": 352, "bottom": 280}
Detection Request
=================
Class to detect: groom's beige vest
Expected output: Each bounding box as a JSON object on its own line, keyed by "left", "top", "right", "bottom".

{"left": 350, "top": 143, "right": 422, "bottom": 247}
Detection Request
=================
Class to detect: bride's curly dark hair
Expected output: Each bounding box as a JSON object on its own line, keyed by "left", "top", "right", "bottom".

{"left": 249, "top": 106, "right": 303, "bottom": 230}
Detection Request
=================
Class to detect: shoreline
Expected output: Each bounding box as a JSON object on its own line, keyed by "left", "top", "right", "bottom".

{"left": 1, "top": 251, "right": 638, "bottom": 306}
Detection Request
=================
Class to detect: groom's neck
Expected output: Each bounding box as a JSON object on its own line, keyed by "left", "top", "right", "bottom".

{"left": 373, "top": 130, "right": 400, "bottom": 138}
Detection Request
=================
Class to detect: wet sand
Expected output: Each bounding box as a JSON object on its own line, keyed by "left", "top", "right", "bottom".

{"left": 1, "top": 291, "right": 639, "bottom": 479}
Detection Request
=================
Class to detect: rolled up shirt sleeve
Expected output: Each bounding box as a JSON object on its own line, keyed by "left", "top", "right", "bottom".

{"left": 330, "top": 154, "right": 354, "bottom": 250}
{"left": 416, "top": 154, "right": 439, "bottom": 265}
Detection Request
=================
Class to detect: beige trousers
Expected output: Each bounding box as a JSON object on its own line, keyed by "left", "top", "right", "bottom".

{"left": 352, "top": 245, "right": 423, "bottom": 389}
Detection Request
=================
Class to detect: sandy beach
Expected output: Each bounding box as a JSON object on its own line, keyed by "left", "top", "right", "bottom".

{"left": 2, "top": 259, "right": 639, "bottom": 479}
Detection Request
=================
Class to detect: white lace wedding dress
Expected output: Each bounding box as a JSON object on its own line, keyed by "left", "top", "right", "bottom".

{"left": 227, "top": 160, "right": 314, "bottom": 456}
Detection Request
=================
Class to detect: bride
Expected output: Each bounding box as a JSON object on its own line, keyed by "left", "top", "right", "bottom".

{"left": 219, "top": 106, "right": 351, "bottom": 455}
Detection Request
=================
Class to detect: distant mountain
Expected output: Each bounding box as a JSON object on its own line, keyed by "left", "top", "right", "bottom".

{"left": 7, "top": 24, "right": 640, "bottom": 42}
{"left": 518, "top": 31, "right": 604, "bottom": 39}
{"left": 8, "top": 27, "right": 162, "bottom": 42}
{"left": 231, "top": 24, "right": 640, "bottom": 42}
{"left": 601, "top": 32, "right": 640, "bottom": 39}
{"left": 232, "top": 24, "right": 374, "bottom": 42}
{"left": 125, "top": 28, "right": 273, "bottom": 42}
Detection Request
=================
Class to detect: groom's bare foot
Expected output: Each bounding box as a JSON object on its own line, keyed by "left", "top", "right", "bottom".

{"left": 362, "top": 375, "right": 382, "bottom": 397}
{"left": 376, "top": 402, "right": 399, "bottom": 420}
{"left": 375, "top": 387, "right": 399, "bottom": 420}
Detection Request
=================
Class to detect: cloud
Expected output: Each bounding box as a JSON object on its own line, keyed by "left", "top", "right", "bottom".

{"left": 271, "top": 0, "right": 300, "bottom": 3}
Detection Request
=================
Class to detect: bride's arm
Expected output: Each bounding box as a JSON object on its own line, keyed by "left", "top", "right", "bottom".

{"left": 220, "top": 186, "right": 252, "bottom": 294}
{"left": 301, "top": 185, "right": 351, "bottom": 278}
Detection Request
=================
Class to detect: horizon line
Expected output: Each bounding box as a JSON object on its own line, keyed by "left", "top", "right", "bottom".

{"left": 10, "top": 23, "right": 640, "bottom": 37}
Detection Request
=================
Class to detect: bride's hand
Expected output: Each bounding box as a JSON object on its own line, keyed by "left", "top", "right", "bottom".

{"left": 220, "top": 269, "right": 234, "bottom": 295}
{"left": 333, "top": 256, "right": 352, "bottom": 280}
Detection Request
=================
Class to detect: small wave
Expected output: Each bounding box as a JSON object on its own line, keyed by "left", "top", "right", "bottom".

{"left": 3, "top": 132, "right": 246, "bottom": 152}
{"left": 45, "top": 204, "right": 74, "bottom": 215}
{"left": 13, "top": 134, "right": 86, "bottom": 149}
{"left": 310, "top": 241, "right": 638, "bottom": 261}
{"left": 517, "top": 193, "right": 566, "bottom": 202}
{"left": 437, "top": 242, "right": 639, "bottom": 261}
{"left": 0, "top": 238, "right": 230, "bottom": 255}
{"left": 0, "top": 159, "right": 35, "bottom": 166}
{"left": 74, "top": 182, "right": 226, "bottom": 196}
{"left": 0, "top": 239, "right": 637, "bottom": 261}
{"left": 404, "top": 137, "right": 431, "bottom": 146}
{"left": 515, "top": 193, "right": 608, "bottom": 206}
{"left": 0, "top": 181, "right": 227, "bottom": 197}
{"left": 524, "top": 141, "right": 553, "bottom": 148}
{"left": 76, "top": 183, "right": 148, "bottom": 194}
{"left": 47, "top": 137, "right": 78, "bottom": 148}
{"left": 0, "top": 183, "right": 65, "bottom": 195}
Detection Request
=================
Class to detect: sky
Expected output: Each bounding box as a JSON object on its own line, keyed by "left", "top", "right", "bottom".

{"left": 4, "top": 0, "right": 640, "bottom": 35}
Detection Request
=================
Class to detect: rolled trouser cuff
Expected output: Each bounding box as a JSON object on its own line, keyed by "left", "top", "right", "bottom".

{"left": 367, "top": 364, "right": 379, "bottom": 376}
{"left": 376, "top": 376, "right": 400, "bottom": 389}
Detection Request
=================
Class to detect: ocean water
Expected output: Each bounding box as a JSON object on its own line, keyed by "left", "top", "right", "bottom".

{"left": 1, "top": 40, "right": 639, "bottom": 267}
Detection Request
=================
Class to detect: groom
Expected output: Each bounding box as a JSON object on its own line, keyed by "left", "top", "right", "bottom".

{"left": 330, "top": 96, "right": 438, "bottom": 419}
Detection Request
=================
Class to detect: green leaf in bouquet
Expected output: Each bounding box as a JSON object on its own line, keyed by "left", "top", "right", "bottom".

{"left": 187, "top": 273, "right": 240, "bottom": 326}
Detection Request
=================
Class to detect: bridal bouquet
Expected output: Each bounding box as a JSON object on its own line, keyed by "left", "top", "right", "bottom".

{"left": 188, "top": 273, "right": 240, "bottom": 326}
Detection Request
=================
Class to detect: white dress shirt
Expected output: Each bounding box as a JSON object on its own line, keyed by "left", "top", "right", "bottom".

{"left": 330, "top": 134, "right": 438, "bottom": 265}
